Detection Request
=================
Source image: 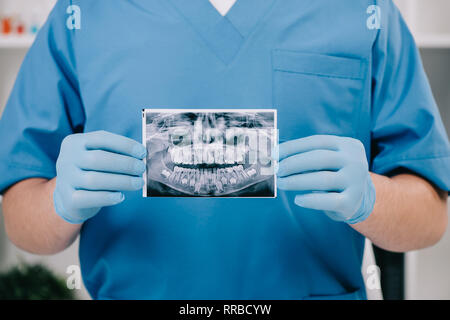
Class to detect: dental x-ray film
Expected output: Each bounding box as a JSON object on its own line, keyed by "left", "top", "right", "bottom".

{"left": 143, "top": 109, "right": 277, "bottom": 198}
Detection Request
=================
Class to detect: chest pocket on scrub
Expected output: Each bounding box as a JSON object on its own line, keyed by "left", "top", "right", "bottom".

{"left": 272, "top": 50, "right": 367, "bottom": 143}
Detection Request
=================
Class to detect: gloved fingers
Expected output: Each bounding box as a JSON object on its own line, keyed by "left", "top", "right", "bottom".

{"left": 76, "top": 171, "right": 145, "bottom": 191}
{"left": 278, "top": 135, "right": 341, "bottom": 160}
{"left": 294, "top": 192, "right": 344, "bottom": 212}
{"left": 71, "top": 190, "right": 125, "bottom": 209}
{"left": 277, "top": 171, "right": 345, "bottom": 191}
{"left": 84, "top": 131, "right": 147, "bottom": 159}
{"left": 277, "top": 150, "right": 343, "bottom": 177}
{"left": 77, "top": 150, "right": 146, "bottom": 176}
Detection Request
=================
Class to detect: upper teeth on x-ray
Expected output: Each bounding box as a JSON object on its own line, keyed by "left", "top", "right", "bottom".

{"left": 143, "top": 109, "right": 277, "bottom": 197}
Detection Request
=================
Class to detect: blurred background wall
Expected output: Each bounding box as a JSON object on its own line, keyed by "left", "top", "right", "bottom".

{"left": 0, "top": 0, "right": 449, "bottom": 300}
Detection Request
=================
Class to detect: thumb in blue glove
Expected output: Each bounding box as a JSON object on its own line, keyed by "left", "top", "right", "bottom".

{"left": 276, "top": 135, "right": 376, "bottom": 224}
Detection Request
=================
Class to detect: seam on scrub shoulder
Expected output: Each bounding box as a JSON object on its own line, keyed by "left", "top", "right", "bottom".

{"left": 372, "top": 154, "right": 450, "bottom": 170}
{"left": 273, "top": 68, "right": 363, "bottom": 81}
{"left": 2, "top": 161, "right": 56, "bottom": 175}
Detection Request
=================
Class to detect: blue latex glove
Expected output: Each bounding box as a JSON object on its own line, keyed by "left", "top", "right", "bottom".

{"left": 276, "top": 135, "right": 376, "bottom": 224}
{"left": 54, "top": 131, "right": 147, "bottom": 224}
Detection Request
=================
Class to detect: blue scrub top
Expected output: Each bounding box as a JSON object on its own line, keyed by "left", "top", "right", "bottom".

{"left": 1, "top": 0, "right": 449, "bottom": 300}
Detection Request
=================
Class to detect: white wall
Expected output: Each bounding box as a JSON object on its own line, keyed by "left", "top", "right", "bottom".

{"left": 0, "top": 49, "right": 26, "bottom": 114}
{"left": 0, "top": 0, "right": 56, "bottom": 23}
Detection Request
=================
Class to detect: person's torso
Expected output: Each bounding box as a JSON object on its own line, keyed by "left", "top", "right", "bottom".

{"left": 74, "top": 0, "right": 377, "bottom": 299}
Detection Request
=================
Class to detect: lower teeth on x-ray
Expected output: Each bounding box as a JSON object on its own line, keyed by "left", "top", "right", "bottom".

{"left": 142, "top": 109, "right": 277, "bottom": 197}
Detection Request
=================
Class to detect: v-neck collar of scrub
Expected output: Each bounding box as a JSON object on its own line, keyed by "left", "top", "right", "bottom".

{"left": 168, "top": 0, "right": 277, "bottom": 65}
{"left": 209, "top": 0, "right": 237, "bottom": 17}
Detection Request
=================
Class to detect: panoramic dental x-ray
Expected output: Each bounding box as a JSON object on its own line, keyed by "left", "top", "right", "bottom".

{"left": 143, "top": 110, "right": 277, "bottom": 197}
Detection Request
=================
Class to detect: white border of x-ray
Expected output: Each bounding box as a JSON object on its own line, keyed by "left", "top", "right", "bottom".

{"left": 142, "top": 108, "right": 278, "bottom": 198}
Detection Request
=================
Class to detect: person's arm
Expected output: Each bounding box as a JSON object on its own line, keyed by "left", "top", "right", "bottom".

{"left": 2, "top": 178, "right": 80, "bottom": 255}
{"left": 2, "top": 130, "right": 147, "bottom": 255}
{"left": 277, "top": 135, "right": 448, "bottom": 253}
{"left": 353, "top": 173, "right": 448, "bottom": 252}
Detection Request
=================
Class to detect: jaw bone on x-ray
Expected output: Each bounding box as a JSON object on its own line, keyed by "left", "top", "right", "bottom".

{"left": 142, "top": 109, "right": 277, "bottom": 198}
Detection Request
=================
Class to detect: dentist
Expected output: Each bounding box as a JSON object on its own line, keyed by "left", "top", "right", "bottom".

{"left": 0, "top": 0, "right": 449, "bottom": 299}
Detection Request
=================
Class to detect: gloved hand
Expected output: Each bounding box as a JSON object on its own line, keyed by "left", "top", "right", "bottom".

{"left": 54, "top": 130, "right": 147, "bottom": 224}
{"left": 276, "top": 135, "right": 376, "bottom": 224}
